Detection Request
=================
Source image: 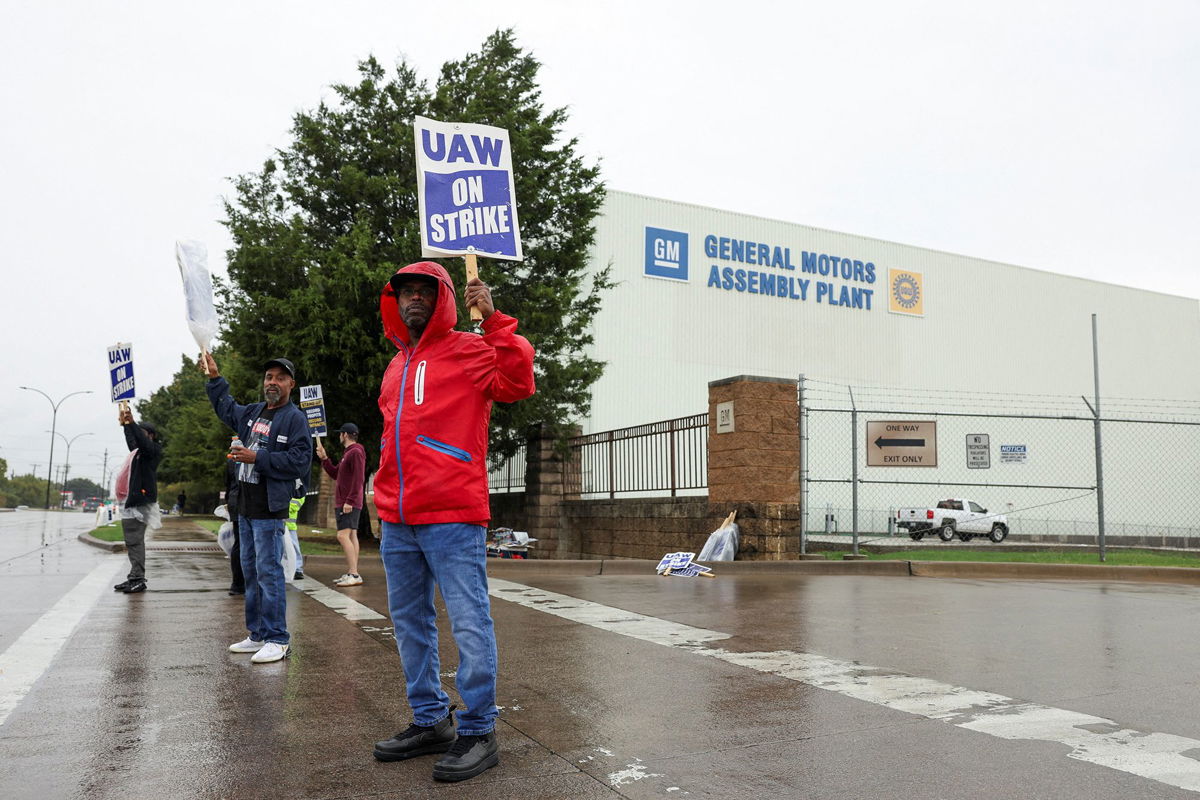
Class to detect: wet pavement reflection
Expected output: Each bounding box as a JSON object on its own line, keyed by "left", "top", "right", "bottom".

{"left": 3, "top": 511, "right": 1200, "bottom": 798}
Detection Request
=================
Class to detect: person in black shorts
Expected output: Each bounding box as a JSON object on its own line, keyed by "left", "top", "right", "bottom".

{"left": 316, "top": 422, "right": 366, "bottom": 586}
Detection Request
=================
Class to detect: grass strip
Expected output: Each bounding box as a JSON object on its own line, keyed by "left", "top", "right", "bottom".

{"left": 190, "top": 517, "right": 345, "bottom": 555}
{"left": 823, "top": 549, "right": 1200, "bottom": 568}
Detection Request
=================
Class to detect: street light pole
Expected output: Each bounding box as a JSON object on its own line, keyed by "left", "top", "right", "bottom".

{"left": 47, "top": 431, "right": 93, "bottom": 507}
{"left": 20, "top": 387, "right": 93, "bottom": 510}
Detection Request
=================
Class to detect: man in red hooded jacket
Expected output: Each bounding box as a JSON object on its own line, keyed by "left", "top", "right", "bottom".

{"left": 370, "top": 261, "right": 534, "bottom": 783}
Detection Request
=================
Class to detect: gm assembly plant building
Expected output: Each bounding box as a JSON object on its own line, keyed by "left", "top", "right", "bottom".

{"left": 577, "top": 190, "right": 1200, "bottom": 536}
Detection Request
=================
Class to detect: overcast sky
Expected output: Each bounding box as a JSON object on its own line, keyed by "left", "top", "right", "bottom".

{"left": 2, "top": 1, "right": 1197, "bottom": 486}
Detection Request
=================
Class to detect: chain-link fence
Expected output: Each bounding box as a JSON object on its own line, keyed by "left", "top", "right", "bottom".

{"left": 803, "top": 399, "right": 1200, "bottom": 546}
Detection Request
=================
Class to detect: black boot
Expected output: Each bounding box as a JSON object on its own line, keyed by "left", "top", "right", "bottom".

{"left": 432, "top": 732, "right": 499, "bottom": 782}
{"left": 113, "top": 580, "right": 133, "bottom": 592}
{"left": 122, "top": 580, "right": 147, "bottom": 594}
{"left": 373, "top": 713, "right": 456, "bottom": 761}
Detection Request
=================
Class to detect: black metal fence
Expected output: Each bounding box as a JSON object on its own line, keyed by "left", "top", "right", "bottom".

{"left": 487, "top": 414, "right": 709, "bottom": 498}
{"left": 486, "top": 443, "right": 527, "bottom": 494}
{"left": 567, "top": 414, "right": 708, "bottom": 498}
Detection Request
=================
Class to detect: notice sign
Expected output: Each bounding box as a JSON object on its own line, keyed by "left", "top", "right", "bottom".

{"left": 414, "top": 116, "right": 522, "bottom": 261}
{"left": 108, "top": 342, "right": 135, "bottom": 402}
{"left": 866, "top": 420, "right": 937, "bottom": 467}
{"left": 299, "top": 384, "right": 327, "bottom": 438}
{"left": 1000, "top": 444, "right": 1028, "bottom": 464}
{"left": 715, "top": 401, "right": 735, "bottom": 434}
{"left": 966, "top": 433, "right": 991, "bottom": 469}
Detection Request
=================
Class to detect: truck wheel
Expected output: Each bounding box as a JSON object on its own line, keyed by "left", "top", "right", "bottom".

{"left": 989, "top": 524, "right": 1008, "bottom": 543}
{"left": 909, "top": 530, "right": 925, "bottom": 541}
{"left": 938, "top": 524, "right": 955, "bottom": 542}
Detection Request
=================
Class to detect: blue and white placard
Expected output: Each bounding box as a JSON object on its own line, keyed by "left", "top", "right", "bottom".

{"left": 655, "top": 551, "right": 696, "bottom": 573}
{"left": 299, "top": 384, "right": 328, "bottom": 438}
{"left": 413, "top": 116, "right": 523, "bottom": 261}
{"left": 108, "top": 342, "right": 135, "bottom": 403}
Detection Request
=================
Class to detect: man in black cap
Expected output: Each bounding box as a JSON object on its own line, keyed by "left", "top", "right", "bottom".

{"left": 201, "top": 353, "right": 312, "bottom": 664}
{"left": 316, "top": 422, "right": 367, "bottom": 586}
{"left": 113, "top": 407, "right": 162, "bottom": 595}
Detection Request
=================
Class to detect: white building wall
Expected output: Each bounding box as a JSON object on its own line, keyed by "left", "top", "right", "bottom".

{"left": 582, "top": 190, "right": 1200, "bottom": 433}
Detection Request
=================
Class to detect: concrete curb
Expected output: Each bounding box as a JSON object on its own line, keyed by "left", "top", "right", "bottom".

{"left": 78, "top": 532, "right": 124, "bottom": 553}
{"left": 483, "top": 557, "right": 1200, "bottom": 585}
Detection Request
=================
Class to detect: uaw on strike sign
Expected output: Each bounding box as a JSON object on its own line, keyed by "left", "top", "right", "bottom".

{"left": 414, "top": 116, "right": 523, "bottom": 261}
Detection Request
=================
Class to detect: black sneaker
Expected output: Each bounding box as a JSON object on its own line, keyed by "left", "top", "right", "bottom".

{"left": 432, "top": 732, "right": 499, "bottom": 782}
{"left": 113, "top": 580, "right": 133, "bottom": 592}
{"left": 293, "top": 570, "right": 304, "bottom": 580}
{"left": 122, "top": 580, "right": 147, "bottom": 594}
{"left": 373, "top": 713, "right": 456, "bottom": 761}
{"left": 228, "top": 585, "right": 245, "bottom": 596}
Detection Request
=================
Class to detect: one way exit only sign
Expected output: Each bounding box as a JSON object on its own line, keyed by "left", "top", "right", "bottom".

{"left": 866, "top": 420, "right": 938, "bottom": 467}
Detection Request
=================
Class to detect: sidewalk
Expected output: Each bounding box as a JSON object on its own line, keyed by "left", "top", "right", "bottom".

{"left": 10, "top": 519, "right": 1200, "bottom": 798}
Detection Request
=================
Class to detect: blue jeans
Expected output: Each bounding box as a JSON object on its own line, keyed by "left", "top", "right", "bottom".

{"left": 380, "top": 521, "right": 497, "bottom": 735}
{"left": 239, "top": 516, "right": 289, "bottom": 645}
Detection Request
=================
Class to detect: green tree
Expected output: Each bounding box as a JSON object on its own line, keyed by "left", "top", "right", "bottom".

{"left": 219, "top": 29, "right": 609, "bottom": 471}
{"left": 3, "top": 474, "right": 46, "bottom": 508}
{"left": 137, "top": 352, "right": 243, "bottom": 504}
{"left": 64, "top": 477, "right": 105, "bottom": 499}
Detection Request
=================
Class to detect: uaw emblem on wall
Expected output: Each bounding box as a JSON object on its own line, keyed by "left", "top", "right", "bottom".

{"left": 888, "top": 269, "right": 924, "bottom": 317}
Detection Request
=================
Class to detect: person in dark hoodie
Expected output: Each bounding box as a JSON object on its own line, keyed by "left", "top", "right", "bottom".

{"left": 113, "top": 406, "right": 162, "bottom": 595}
{"left": 370, "top": 262, "right": 535, "bottom": 783}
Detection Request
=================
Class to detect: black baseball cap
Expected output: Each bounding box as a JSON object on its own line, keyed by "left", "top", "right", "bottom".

{"left": 264, "top": 358, "right": 296, "bottom": 379}
{"left": 389, "top": 272, "right": 439, "bottom": 293}
{"left": 337, "top": 422, "right": 359, "bottom": 435}
{"left": 139, "top": 421, "right": 158, "bottom": 437}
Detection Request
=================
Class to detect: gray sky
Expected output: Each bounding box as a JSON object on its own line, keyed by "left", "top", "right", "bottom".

{"left": 2, "top": 1, "right": 1197, "bottom": 487}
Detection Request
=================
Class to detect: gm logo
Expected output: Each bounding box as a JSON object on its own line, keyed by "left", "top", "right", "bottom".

{"left": 644, "top": 227, "right": 688, "bottom": 282}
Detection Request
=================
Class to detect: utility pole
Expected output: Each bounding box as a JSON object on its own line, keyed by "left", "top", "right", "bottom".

{"left": 100, "top": 448, "right": 109, "bottom": 498}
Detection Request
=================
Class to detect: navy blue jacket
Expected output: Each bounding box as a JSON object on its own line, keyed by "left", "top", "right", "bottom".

{"left": 206, "top": 377, "right": 312, "bottom": 515}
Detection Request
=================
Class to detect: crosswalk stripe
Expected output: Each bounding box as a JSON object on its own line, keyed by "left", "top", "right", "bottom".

{"left": 488, "top": 577, "right": 1200, "bottom": 794}
{"left": 0, "top": 558, "right": 126, "bottom": 728}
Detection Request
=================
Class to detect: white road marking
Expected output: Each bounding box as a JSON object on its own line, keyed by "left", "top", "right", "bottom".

{"left": 487, "top": 577, "right": 1200, "bottom": 794}
{"left": 0, "top": 558, "right": 126, "bottom": 728}
{"left": 293, "top": 577, "right": 385, "bottom": 621}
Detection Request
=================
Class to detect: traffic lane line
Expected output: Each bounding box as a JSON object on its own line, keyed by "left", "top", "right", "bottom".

{"left": 488, "top": 577, "right": 1200, "bottom": 795}
{"left": 0, "top": 557, "right": 126, "bottom": 728}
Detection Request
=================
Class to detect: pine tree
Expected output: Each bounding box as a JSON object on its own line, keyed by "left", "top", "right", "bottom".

{"left": 220, "top": 30, "right": 609, "bottom": 473}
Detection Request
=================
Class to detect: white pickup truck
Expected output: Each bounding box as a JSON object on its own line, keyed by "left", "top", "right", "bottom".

{"left": 895, "top": 498, "right": 1009, "bottom": 543}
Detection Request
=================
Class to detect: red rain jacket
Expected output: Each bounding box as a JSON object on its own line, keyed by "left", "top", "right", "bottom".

{"left": 374, "top": 262, "right": 535, "bottom": 525}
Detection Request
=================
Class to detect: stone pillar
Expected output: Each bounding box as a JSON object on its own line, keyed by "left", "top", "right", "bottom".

{"left": 315, "top": 469, "right": 336, "bottom": 530}
{"left": 523, "top": 425, "right": 581, "bottom": 558}
{"left": 707, "top": 375, "right": 801, "bottom": 559}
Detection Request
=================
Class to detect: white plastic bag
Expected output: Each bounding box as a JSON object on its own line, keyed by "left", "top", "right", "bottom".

{"left": 217, "top": 521, "right": 235, "bottom": 556}
{"left": 175, "top": 240, "right": 219, "bottom": 352}
{"left": 213, "top": 503, "right": 230, "bottom": 521}
{"left": 281, "top": 534, "right": 298, "bottom": 584}
{"left": 698, "top": 521, "right": 739, "bottom": 561}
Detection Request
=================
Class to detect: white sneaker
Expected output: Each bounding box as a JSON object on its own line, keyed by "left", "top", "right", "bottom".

{"left": 229, "top": 637, "right": 265, "bottom": 653}
{"left": 251, "top": 642, "right": 290, "bottom": 663}
{"left": 336, "top": 573, "right": 363, "bottom": 586}
{"left": 333, "top": 573, "right": 352, "bottom": 585}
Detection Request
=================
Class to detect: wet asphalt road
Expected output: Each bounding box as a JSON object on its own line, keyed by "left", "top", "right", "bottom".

{"left": 4, "top": 510, "right": 1200, "bottom": 799}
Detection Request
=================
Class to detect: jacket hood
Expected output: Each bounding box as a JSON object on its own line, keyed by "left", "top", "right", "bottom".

{"left": 381, "top": 261, "right": 458, "bottom": 349}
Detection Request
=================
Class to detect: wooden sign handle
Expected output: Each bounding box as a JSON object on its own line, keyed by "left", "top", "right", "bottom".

{"left": 464, "top": 253, "right": 483, "bottom": 322}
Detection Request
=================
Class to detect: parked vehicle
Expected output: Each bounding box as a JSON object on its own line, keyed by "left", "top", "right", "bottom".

{"left": 81, "top": 498, "right": 103, "bottom": 512}
{"left": 896, "top": 498, "right": 1008, "bottom": 543}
